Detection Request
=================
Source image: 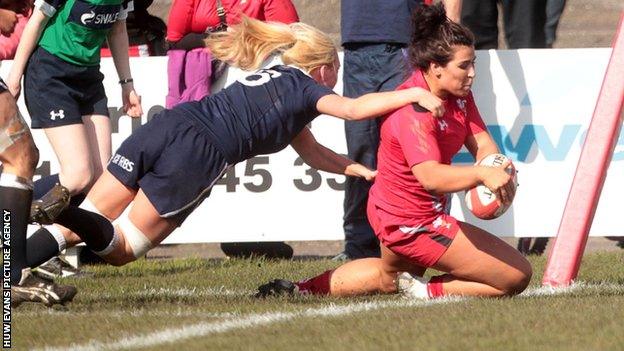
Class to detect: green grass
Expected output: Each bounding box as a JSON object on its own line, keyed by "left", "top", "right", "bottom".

{"left": 11, "top": 251, "right": 624, "bottom": 351}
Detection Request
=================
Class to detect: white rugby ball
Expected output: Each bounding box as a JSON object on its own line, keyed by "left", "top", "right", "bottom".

{"left": 464, "top": 153, "right": 518, "bottom": 220}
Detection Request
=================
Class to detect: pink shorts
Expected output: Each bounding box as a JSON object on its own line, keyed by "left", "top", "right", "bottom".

{"left": 367, "top": 201, "right": 460, "bottom": 268}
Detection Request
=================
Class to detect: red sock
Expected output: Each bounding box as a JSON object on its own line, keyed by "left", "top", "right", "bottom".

{"left": 427, "top": 275, "right": 447, "bottom": 298}
{"left": 295, "top": 270, "right": 333, "bottom": 295}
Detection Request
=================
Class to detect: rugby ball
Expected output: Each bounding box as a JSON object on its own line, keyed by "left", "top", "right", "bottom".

{"left": 464, "top": 153, "right": 517, "bottom": 220}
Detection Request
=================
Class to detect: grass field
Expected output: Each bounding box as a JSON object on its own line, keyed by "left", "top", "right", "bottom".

{"left": 11, "top": 250, "right": 624, "bottom": 351}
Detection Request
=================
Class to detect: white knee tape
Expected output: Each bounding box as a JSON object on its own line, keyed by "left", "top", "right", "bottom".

{"left": 0, "top": 129, "right": 12, "bottom": 154}
{"left": 119, "top": 215, "right": 153, "bottom": 259}
{"left": 0, "top": 111, "right": 29, "bottom": 154}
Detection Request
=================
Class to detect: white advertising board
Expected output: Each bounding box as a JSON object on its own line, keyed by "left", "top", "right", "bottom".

{"left": 2, "top": 48, "right": 622, "bottom": 241}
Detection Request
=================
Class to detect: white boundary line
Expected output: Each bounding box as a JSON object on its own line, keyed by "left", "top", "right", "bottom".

{"left": 36, "top": 283, "right": 623, "bottom": 351}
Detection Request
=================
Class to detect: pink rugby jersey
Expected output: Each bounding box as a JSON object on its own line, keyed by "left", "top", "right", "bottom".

{"left": 368, "top": 70, "right": 487, "bottom": 227}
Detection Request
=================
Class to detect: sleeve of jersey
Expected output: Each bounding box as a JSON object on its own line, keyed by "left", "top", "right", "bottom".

{"left": 118, "top": 0, "right": 134, "bottom": 21}
{"left": 395, "top": 109, "right": 441, "bottom": 167}
{"left": 34, "top": 0, "right": 67, "bottom": 17}
{"left": 465, "top": 92, "right": 487, "bottom": 135}
{"left": 263, "top": 0, "right": 300, "bottom": 23}
{"left": 304, "top": 80, "right": 336, "bottom": 113}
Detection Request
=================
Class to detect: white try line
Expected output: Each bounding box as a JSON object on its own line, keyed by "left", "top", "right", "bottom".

{"left": 35, "top": 282, "right": 624, "bottom": 351}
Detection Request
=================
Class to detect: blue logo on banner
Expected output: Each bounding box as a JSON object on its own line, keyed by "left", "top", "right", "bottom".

{"left": 453, "top": 124, "right": 624, "bottom": 163}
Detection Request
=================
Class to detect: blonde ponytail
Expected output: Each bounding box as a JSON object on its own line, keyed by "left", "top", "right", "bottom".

{"left": 205, "top": 16, "right": 337, "bottom": 73}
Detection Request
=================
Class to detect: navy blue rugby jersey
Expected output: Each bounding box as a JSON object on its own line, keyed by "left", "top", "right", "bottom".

{"left": 173, "top": 65, "right": 335, "bottom": 164}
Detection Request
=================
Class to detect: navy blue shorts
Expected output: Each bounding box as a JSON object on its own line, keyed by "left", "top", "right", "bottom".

{"left": 0, "top": 78, "right": 7, "bottom": 93}
{"left": 108, "top": 111, "right": 230, "bottom": 223}
{"left": 24, "top": 47, "right": 109, "bottom": 129}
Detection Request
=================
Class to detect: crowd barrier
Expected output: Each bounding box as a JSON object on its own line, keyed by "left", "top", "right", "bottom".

{"left": 2, "top": 48, "right": 622, "bottom": 242}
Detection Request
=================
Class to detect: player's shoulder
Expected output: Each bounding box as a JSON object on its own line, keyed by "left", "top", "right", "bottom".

{"left": 390, "top": 103, "right": 435, "bottom": 122}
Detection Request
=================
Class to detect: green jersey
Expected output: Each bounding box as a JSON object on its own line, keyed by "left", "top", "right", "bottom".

{"left": 35, "top": 0, "right": 133, "bottom": 66}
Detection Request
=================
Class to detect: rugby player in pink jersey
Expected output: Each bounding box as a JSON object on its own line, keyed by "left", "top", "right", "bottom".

{"left": 258, "top": 3, "right": 532, "bottom": 299}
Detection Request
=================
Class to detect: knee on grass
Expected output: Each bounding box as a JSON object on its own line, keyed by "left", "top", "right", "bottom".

{"left": 497, "top": 263, "right": 533, "bottom": 296}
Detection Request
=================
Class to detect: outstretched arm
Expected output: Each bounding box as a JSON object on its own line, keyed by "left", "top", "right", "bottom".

{"left": 290, "top": 127, "right": 376, "bottom": 181}
{"left": 316, "top": 87, "right": 444, "bottom": 121}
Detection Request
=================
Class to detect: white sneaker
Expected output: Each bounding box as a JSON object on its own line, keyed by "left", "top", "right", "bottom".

{"left": 396, "top": 272, "right": 430, "bottom": 299}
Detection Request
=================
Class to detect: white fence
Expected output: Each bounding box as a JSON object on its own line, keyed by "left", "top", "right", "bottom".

{"left": 3, "top": 48, "right": 622, "bottom": 241}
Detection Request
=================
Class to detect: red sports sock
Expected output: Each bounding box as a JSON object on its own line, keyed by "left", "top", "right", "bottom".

{"left": 295, "top": 270, "right": 333, "bottom": 295}
{"left": 427, "top": 275, "right": 447, "bottom": 298}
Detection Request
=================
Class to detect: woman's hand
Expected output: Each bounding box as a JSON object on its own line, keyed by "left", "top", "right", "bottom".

{"left": 411, "top": 87, "right": 444, "bottom": 117}
{"left": 122, "top": 86, "right": 143, "bottom": 118}
{"left": 478, "top": 159, "right": 516, "bottom": 205}
{"left": 7, "top": 75, "right": 21, "bottom": 99}
{"left": 346, "top": 163, "right": 377, "bottom": 182}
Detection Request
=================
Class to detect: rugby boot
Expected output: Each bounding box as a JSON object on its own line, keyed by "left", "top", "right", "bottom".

{"left": 11, "top": 269, "right": 78, "bottom": 307}
{"left": 255, "top": 279, "right": 298, "bottom": 298}
{"left": 33, "top": 256, "right": 91, "bottom": 279}
{"left": 29, "top": 183, "right": 70, "bottom": 225}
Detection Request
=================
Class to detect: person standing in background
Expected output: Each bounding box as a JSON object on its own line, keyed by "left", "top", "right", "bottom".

{"left": 0, "top": 1, "right": 77, "bottom": 307}
{"left": 165, "top": 0, "right": 299, "bottom": 107}
{"left": 460, "top": 0, "right": 547, "bottom": 50}
{"left": 461, "top": 0, "right": 551, "bottom": 255}
{"left": 337, "top": 0, "right": 462, "bottom": 260}
{"left": 7, "top": 0, "right": 143, "bottom": 273}
{"left": 545, "top": 0, "right": 566, "bottom": 48}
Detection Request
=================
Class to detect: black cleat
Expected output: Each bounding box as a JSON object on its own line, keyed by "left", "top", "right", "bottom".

{"left": 11, "top": 269, "right": 78, "bottom": 307}
{"left": 255, "top": 279, "right": 297, "bottom": 298}
{"left": 30, "top": 183, "right": 70, "bottom": 224}
{"left": 33, "top": 256, "right": 91, "bottom": 279}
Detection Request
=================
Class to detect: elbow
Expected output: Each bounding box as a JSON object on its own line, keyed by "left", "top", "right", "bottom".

{"left": 342, "top": 103, "right": 363, "bottom": 121}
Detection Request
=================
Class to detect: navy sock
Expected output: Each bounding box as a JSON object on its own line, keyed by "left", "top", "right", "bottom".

{"left": 26, "top": 227, "right": 61, "bottom": 268}
{"left": 56, "top": 207, "right": 114, "bottom": 252}
{"left": 0, "top": 186, "right": 31, "bottom": 285}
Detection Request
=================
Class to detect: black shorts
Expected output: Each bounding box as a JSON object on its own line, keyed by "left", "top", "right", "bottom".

{"left": 0, "top": 78, "right": 7, "bottom": 94}
{"left": 107, "top": 110, "right": 230, "bottom": 223}
{"left": 23, "top": 47, "right": 109, "bottom": 129}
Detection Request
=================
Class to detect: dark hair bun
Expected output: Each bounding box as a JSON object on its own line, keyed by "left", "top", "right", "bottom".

{"left": 411, "top": 3, "right": 448, "bottom": 44}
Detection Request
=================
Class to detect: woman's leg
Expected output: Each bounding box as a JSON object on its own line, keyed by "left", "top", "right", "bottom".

{"left": 293, "top": 244, "right": 426, "bottom": 297}
{"left": 82, "top": 114, "right": 112, "bottom": 178}
{"left": 43, "top": 124, "right": 96, "bottom": 194}
{"left": 84, "top": 169, "right": 136, "bottom": 220}
{"left": 430, "top": 221, "right": 532, "bottom": 297}
{"left": 101, "top": 189, "right": 179, "bottom": 266}
{"left": 37, "top": 116, "right": 112, "bottom": 252}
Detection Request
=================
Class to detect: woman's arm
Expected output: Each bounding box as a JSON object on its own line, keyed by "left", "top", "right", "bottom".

{"left": 412, "top": 158, "right": 514, "bottom": 204}
{"left": 107, "top": 20, "right": 142, "bottom": 117}
{"left": 316, "top": 87, "right": 444, "bottom": 121}
{"left": 290, "top": 127, "right": 376, "bottom": 180}
{"left": 464, "top": 130, "right": 500, "bottom": 162}
{"left": 6, "top": 8, "right": 48, "bottom": 97}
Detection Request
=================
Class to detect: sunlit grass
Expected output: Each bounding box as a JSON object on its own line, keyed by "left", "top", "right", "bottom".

{"left": 11, "top": 251, "right": 624, "bottom": 350}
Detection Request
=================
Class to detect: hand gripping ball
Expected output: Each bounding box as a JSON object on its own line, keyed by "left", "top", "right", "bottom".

{"left": 464, "top": 153, "right": 518, "bottom": 220}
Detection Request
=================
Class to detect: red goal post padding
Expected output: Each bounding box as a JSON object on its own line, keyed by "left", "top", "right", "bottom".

{"left": 542, "top": 12, "right": 624, "bottom": 287}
